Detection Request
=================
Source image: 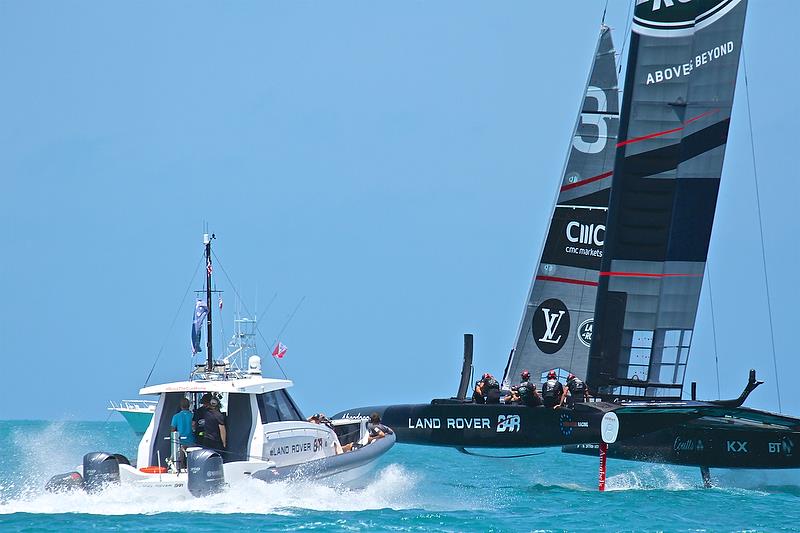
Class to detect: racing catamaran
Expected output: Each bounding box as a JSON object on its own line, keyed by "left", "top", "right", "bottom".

{"left": 336, "top": 0, "right": 800, "bottom": 484}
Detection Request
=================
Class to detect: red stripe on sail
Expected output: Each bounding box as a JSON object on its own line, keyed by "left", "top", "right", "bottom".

{"left": 560, "top": 171, "right": 613, "bottom": 192}
{"left": 616, "top": 109, "right": 721, "bottom": 148}
{"left": 616, "top": 126, "right": 684, "bottom": 147}
{"left": 536, "top": 275, "right": 599, "bottom": 287}
{"left": 599, "top": 272, "right": 703, "bottom": 278}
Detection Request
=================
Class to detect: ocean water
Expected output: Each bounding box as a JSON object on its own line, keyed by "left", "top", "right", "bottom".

{"left": 1, "top": 420, "right": 798, "bottom": 532}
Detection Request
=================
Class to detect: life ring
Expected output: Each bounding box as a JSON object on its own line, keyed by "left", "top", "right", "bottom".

{"left": 139, "top": 466, "right": 168, "bottom": 474}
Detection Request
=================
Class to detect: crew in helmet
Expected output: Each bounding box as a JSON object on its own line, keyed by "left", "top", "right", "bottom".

{"left": 562, "top": 373, "right": 590, "bottom": 408}
{"left": 513, "top": 370, "right": 542, "bottom": 407}
{"left": 482, "top": 373, "right": 501, "bottom": 404}
{"left": 541, "top": 370, "right": 564, "bottom": 409}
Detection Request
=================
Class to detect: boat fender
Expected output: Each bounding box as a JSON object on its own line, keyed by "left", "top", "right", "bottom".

{"left": 44, "top": 471, "right": 84, "bottom": 493}
{"left": 187, "top": 448, "right": 225, "bottom": 497}
{"left": 83, "top": 452, "right": 121, "bottom": 493}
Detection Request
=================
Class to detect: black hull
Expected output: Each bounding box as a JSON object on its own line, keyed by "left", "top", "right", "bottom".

{"left": 563, "top": 417, "right": 800, "bottom": 469}
{"left": 334, "top": 400, "right": 697, "bottom": 449}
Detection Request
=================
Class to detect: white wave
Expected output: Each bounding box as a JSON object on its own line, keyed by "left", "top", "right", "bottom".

{"left": 0, "top": 463, "right": 421, "bottom": 516}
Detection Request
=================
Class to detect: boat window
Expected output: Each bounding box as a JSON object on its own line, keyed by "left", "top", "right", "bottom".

{"left": 256, "top": 390, "right": 304, "bottom": 423}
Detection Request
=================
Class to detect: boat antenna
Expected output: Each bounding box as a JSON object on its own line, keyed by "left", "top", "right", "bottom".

{"left": 743, "top": 50, "right": 782, "bottom": 412}
{"left": 601, "top": 0, "right": 609, "bottom": 26}
{"left": 205, "top": 232, "right": 216, "bottom": 373}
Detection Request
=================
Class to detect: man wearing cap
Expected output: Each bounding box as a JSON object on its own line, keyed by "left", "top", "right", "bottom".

{"left": 541, "top": 370, "right": 564, "bottom": 409}
{"left": 514, "top": 370, "right": 542, "bottom": 407}
{"left": 482, "top": 373, "right": 501, "bottom": 404}
{"left": 562, "top": 373, "right": 589, "bottom": 408}
{"left": 192, "top": 393, "right": 213, "bottom": 447}
{"left": 201, "top": 397, "right": 227, "bottom": 452}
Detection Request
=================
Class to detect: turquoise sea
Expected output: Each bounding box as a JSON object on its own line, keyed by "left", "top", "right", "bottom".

{"left": 1, "top": 420, "right": 798, "bottom": 532}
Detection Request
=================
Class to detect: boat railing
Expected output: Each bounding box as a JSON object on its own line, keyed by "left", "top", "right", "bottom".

{"left": 108, "top": 399, "right": 158, "bottom": 412}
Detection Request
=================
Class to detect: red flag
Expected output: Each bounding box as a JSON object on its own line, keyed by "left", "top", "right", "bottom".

{"left": 272, "top": 342, "right": 287, "bottom": 359}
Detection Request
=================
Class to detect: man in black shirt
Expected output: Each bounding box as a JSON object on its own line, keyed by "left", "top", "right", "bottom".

{"left": 514, "top": 370, "right": 542, "bottom": 407}
{"left": 192, "top": 393, "right": 212, "bottom": 446}
{"left": 541, "top": 370, "right": 564, "bottom": 409}
{"left": 562, "top": 373, "right": 589, "bottom": 408}
{"left": 201, "top": 397, "right": 227, "bottom": 451}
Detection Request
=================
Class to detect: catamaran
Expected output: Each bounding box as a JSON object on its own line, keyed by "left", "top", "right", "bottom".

{"left": 336, "top": 0, "right": 800, "bottom": 487}
{"left": 47, "top": 234, "right": 394, "bottom": 497}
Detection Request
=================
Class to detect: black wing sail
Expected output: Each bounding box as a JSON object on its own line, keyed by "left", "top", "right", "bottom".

{"left": 587, "top": 0, "right": 748, "bottom": 399}
{"left": 503, "top": 26, "right": 619, "bottom": 387}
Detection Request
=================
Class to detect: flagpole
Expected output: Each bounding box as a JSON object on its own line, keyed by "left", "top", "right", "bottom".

{"left": 204, "top": 233, "right": 215, "bottom": 373}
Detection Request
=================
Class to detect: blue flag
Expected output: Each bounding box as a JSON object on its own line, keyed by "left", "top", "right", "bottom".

{"left": 191, "top": 299, "right": 208, "bottom": 354}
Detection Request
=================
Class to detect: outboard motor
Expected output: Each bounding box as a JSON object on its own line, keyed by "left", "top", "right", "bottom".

{"left": 45, "top": 471, "right": 85, "bottom": 493}
{"left": 82, "top": 452, "right": 121, "bottom": 493}
{"left": 187, "top": 448, "right": 225, "bottom": 497}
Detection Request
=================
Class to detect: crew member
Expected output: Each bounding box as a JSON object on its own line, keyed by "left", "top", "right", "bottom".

{"left": 472, "top": 380, "right": 486, "bottom": 404}
{"left": 515, "top": 370, "right": 542, "bottom": 407}
{"left": 192, "top": 393, "right": 212, "bottom": 446}
{"left": 201, "top": 397, "right": 227, "bottom": 452}
{"left": 482, "top": 373, "right": 501, "bottom": 404}
{"left": 541, "top": 370, "right": 564, "bottom": 409}
{"left": 367, "top": 412, "right": 394, "bottom": 444}
{"left": 562, "top": 373, "right": 589, "bottom": 408}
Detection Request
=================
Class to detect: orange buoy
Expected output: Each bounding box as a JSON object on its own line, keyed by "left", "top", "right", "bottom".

{"left": 139, "top": 466, "right": 168, "bottom": 474}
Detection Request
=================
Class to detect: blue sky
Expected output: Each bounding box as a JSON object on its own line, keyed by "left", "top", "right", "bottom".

{"left": 1, "top": 1, "right": 797, "bottom": 421}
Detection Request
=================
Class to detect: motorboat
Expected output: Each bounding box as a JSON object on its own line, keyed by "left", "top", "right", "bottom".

{"left": 107, "top": 399, "right": 156, "bottom": 435}
{"left": 47, "top": 233, "right": 395, "bottom": 497}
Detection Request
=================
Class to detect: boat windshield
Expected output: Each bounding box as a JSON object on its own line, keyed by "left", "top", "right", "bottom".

{"left": 256, "top": 389, "right": 304, "bottom": 423}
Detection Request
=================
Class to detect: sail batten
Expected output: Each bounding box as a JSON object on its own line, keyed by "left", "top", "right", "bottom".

{"left": 503, "top": 26, "right": 619, "bottom": 388}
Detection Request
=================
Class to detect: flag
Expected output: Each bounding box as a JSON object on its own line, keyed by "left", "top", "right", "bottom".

{"left": 272, "top": 342, "right": 287, "bottom": 359}
{"left": 218, "top": 296, "right": 223, "bottom": 310}
{"left": 191, "top": 299, "right": 209, "bottom": 354}
{"left": 207, "top": 259, "right": 213, "bottom": 276}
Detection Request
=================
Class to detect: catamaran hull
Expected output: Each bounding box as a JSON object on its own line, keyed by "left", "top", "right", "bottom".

{"left": 562, "top": 421, "right": 800, "bottom": 469}
{"left": 334, "top": 401, "right": 698, "bottom": 448}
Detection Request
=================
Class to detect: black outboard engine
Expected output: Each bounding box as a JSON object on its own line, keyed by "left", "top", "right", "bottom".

{"left": 45, "top": 471, "right": 85, "bottom": 493}
{"left": 82, "top": 452, "right": 121, "bottom": 493}
{"left": 187, "top": 448, "right": 225, "bottom": 497}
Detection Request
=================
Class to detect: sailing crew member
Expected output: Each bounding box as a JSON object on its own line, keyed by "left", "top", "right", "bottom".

{"left": 367, "top": 412, "right": 394, "bottom": 444}
{"left": 201, "top": 397, "right": 227, "bottom": 452}
{"left": 192, "top": 393, "right": 213, "bottom": 446}
{"left": 541, "top": 370, "right": 564, "bottom": 409}
{"left": 562, "top": 373, "right": 590, "bottom": 408}
{"left": 482, "top": 373, "right": 501, "bottom": 404}
{"left": 170, "top": 397, "right": 195, "bottom": 469}
{"left": 472, "top": 380, "right": 486, "bottom": 404}
{"left": 513, "top": 370, "right": 542, "bottom": 407}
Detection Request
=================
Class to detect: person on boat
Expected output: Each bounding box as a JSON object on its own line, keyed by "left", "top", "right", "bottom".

{"left": 201, "top": 397, "right": 227, "bottom": 452}
{"left": 170, "top": 397, "right": 195, "bottom": 469}
{"left": 472, "top": 379, "right": 486, "bottom": 404}
{"left": 562, "top": 373, "right": 590, "bottom": 408}
{"left": 541, "top": 370, "right": 564, "bottom": 409}
{"left": 366, "top": 412, "right": 394, "bottom": 444}
{"left": 508, "top": 370, "right": 542, "bottom": 407}
{"left": 482, "top": 373, "right": 502, "bottom": 404}
{"left": 308, "top": 413, "right": 353, "bottom": 454}
{"left": 192, "top": 393, "right": 213, "bottom": 446}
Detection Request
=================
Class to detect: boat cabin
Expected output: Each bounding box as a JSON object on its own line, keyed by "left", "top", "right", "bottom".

{"left": 138, "top": 376, "right": 306, "bottom": 468}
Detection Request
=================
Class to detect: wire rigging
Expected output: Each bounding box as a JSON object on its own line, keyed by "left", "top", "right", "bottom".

{"left": 212, "top": 252, "right": 305, "bottom": 380}
{"left": 617, "top": 0, "right": 634, "bottom": 75}
{"left": 143, "top": 252, "right": 205, "bottom": 387}
{"left": 742, "top": 51, "right": 782, "bottom": 412}
{"left": 705, "top": 266, "right": 722, "bottom": 399}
